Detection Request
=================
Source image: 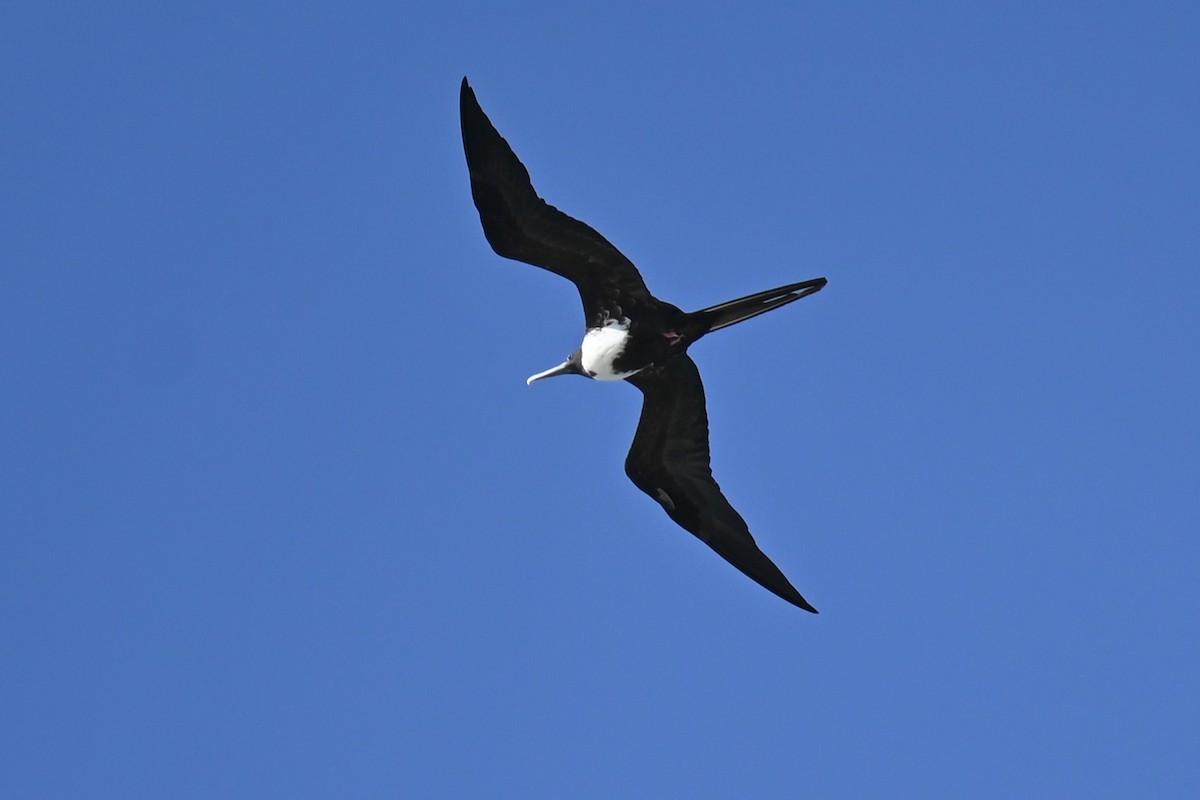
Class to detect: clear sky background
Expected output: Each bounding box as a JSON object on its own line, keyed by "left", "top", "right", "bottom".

{"left": 3, "top": 2, "right": 1197, "bottom": 797}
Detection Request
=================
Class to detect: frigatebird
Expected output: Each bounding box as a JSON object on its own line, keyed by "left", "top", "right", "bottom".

{"left": 460, "top": 78, "right": 826, "bottom": 612}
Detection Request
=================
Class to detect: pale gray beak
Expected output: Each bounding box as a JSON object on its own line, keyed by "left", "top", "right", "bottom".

{"left": 526, "top": 360, "right": 574, "bottom": 385}
{"left": 526, "top": 350, "right": 585, "bottom": 385}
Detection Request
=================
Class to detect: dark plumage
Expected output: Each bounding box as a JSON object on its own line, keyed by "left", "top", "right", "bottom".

{"left": 460, "top": 77, "right": 826, "bottom": 612}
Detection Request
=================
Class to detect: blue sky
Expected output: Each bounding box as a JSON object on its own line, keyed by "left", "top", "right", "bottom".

{"left": 3, "top": 1, "right": 1197, "bottom": 796}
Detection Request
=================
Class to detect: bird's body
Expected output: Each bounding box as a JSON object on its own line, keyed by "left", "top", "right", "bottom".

{"left": 460, "top": 77, "right": 827, "bottom": 612}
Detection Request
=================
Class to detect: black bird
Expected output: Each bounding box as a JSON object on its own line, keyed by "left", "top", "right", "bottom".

{"left": 460, "top": 78, "right": 826, "bottom": 612}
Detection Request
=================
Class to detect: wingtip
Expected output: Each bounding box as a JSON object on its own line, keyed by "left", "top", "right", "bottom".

{"left": 786, "top": 591, "right": 819, "bottom": 613}
{"left": 779, "top": 581, "right": 819, "bottom": 613}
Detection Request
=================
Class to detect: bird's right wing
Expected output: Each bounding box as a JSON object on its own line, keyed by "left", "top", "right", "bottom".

{"left": 625, "top": 355, "right": 817, "bottom": 612}
{"left": 460, "top": 78, "right": 657, "bottom": 327}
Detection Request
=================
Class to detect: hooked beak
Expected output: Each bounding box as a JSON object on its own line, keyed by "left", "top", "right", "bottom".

{"left": 526, "top": 360, "right": 575, "bottom": 385}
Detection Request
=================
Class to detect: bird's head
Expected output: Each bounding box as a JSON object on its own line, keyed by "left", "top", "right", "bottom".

{"left": 526, "top": 349, "right": 587, "bottom": 385}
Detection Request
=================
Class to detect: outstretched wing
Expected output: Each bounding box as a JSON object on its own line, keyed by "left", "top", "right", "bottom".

{"left": 459, "top": 78, "right": 658, "bottom": 327}
{"left": 625, "top": 355, "right": 817, "bottom": 612}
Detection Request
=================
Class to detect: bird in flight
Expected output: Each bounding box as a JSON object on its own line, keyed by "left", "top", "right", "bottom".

{"left": 460, "top": 78, "right": 826, "bottom": 612}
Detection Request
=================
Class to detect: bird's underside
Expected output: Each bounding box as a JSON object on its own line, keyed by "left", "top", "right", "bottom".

{"left": 460, "top": 76, "right": 822, "bottom": 612}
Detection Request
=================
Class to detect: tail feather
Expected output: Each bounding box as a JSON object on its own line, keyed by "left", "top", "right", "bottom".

{"left": 694, "top": 277, "right": 827, "bottom": 334}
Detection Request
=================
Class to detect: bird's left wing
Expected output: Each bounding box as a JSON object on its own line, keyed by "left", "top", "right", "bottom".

{"left": 625, "top": 355, "right": 817, "bottom": 612}
{"left": 460, "top": 78, "right": 656, "bottom": 326}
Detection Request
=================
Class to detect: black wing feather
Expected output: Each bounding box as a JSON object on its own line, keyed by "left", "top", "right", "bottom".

{"left": 625, "top": 356, "right": 817, "bottom": 612}
{"left": 460, "top": 78, "right": 657, "bottom": 327}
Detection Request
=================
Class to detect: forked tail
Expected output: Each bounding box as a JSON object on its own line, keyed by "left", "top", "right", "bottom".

{"left": 693, "top": 277, "right": 827, "bottom": 334}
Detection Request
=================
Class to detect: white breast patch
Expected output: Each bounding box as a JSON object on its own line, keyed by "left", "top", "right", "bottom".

{"left": 580, "top": 321, "right": 637, "bottom": 381}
